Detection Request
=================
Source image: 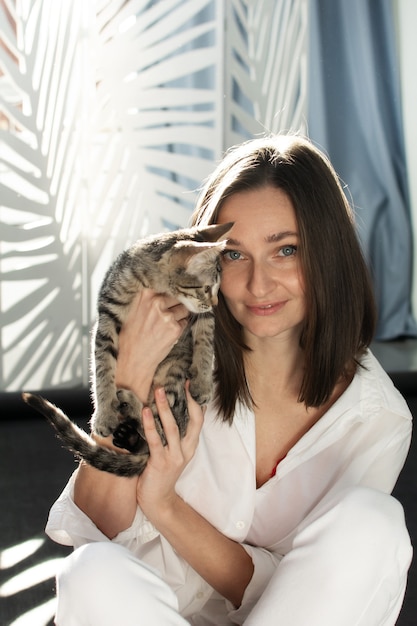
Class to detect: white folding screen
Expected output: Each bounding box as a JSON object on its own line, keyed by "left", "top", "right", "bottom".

{"left": 0, "top": 0, "right": 308, "bottom": 391}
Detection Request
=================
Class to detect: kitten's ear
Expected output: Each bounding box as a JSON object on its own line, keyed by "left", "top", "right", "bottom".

{"left": 197, "top": 222, "right": 234, "bottom": 242}
{"left": 185, "top": 245, "right": 223, "bottom": 276}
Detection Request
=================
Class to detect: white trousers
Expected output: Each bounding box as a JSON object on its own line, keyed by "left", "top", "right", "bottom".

{"left": 55, "top": 488, "right": 412, "bottom": 626}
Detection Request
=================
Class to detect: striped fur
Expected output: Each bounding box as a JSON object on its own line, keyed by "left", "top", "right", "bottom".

{"left": 22, "top": 223, "right": 232, "bottom": 476}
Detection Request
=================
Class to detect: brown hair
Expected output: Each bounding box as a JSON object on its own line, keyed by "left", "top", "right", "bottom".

{"left": 191, "top": 135, "right": 377, "bottom": 421}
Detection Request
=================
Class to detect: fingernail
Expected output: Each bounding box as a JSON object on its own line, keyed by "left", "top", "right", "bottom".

{"left": 155, "top": 387, "right": 166, "bottom": 399}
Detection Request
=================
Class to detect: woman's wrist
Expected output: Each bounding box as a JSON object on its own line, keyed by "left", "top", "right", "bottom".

{"left": 115, "top": 371, "right": 154, "bottom": 404}
{"left": 141, "top": 491, "right": 182, "bottom": 528}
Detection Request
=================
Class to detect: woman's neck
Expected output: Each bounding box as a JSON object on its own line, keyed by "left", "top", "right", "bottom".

{"left": 244, "top": 334, "right": 305, "bottom": 401}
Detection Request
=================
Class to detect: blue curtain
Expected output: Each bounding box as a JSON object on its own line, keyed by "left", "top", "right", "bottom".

{"left": 308, "top": 0, "right": 417, "bottom": 339}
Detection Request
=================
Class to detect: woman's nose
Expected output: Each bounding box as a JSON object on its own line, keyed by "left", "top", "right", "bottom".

{"left": 247, "top": 262, "right": 275, "bottom": 297}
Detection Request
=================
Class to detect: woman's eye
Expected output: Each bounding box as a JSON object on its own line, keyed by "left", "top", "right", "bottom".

{"left": 278, "top": 245, "right": 297, "bottom": 257}
{"left": 223, "top": 250, "right": 242, "bottom": 261}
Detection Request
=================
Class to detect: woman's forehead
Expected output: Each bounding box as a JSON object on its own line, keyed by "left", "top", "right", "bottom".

{"left": 217, "top": 186, "right": 298, "bottom": 233}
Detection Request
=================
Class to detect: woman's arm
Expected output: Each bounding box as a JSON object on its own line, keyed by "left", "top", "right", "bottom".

{"left": 137, "top": 386, "right": 254, "bottom": 608}
{"left": 73, "top": 289, "right": 191, "bottom": 539}
{"left": 157, "top": 492, "right": 254, "bottom": 608}
{"left": 73, "top": 442, "right": 138, "bottom": 539}
{"left": 74, "top": 288, "right": 253, "bottom": 605}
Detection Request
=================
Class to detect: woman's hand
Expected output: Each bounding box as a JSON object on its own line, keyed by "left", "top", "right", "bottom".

{"left": 115, "top": 289, "right": 190, "bottom": 402}
{"left": 136, "top": 383, "right": 204, "bottom": 523}
{"left": 135, "top": 384, "right": 254, "bottom": 608}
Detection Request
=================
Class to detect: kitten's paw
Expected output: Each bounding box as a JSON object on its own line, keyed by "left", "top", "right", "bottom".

{"left": 113, "top": 419, "right": 147, "bottom": 454}
{"left": 116, "top": 389, "right": 143, "bottom": 420}
{"left": 92, "top": 400, "right": 121, "bottom": 437}
{"left": 188, "top": 379, "right": 212, "bottom": 406}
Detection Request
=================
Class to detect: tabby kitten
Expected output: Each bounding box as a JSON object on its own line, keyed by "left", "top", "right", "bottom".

{"left": 23, "top": 222, "right": 232, "bottom": 476}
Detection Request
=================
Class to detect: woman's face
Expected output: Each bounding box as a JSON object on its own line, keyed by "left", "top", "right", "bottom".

{"left": 217, "top": 185, "right": 305, "bottom": 346}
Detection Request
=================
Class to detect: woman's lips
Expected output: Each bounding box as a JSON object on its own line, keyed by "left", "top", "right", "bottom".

{"left": 247, "top": 302, "right": 287, "bottom": 316}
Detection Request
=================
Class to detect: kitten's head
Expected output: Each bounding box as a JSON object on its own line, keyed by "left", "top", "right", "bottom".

{"left": 162, "top": 222, "right": 233, "bottom": 314}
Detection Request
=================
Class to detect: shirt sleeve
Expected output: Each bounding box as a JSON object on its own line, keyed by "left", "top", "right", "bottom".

{"left": 225, "top": 543, "right": 283, "bottom": 624}
{"left": 45, "top": 470, "right": 159, "bottom": 551}
{"left": 359, "top": 409, "right": 412, "bottom": 493}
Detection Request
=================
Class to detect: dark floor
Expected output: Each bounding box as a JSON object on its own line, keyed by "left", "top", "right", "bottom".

{"left": 0, "top": 341, "right": 416, "bottom": 625}
{"left": 0, "top": 392, "right": 90, "bottom": 626}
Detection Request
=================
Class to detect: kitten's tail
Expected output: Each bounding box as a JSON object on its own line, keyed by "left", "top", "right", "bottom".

{"left": 21, "top": 393, "right": 148, "bottom": 477}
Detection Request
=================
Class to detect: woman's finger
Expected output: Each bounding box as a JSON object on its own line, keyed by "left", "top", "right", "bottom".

{"left": 142, "top": 406, "right": 164, "bottom": 452}
{"left": 153, "top": 387, "right": 182, "bottom": 445}
{"left": 163, "top": 299, "right": 190, "bottom": 328}
{"left": 146, "top": 386, "right": 203, "bottom": 467}
{"left": 183, "top": 382, "right": 204, "bottom": 449}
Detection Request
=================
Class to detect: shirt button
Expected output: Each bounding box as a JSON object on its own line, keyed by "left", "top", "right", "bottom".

{"left": 236, "top": 520, "right": 245, "bottom": 529}
{"left": 196, "top": 591, "right": 205, "bottom": 599}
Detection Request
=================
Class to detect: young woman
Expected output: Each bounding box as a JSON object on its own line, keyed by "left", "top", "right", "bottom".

{"left": 47, "top": 135, "right": 412, "bottom": 625}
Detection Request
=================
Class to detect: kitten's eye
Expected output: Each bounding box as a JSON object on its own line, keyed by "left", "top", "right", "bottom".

{"left": 278, "top": 245, "right": 297, "bottom": 257}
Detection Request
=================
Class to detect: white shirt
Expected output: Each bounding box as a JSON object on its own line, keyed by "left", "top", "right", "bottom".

{"left": 46, "top": 351, "right": 412, "bottom": 624}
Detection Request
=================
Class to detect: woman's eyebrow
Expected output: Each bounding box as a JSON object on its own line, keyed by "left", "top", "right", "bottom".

{"left": 226, "top": 231, "right": 298, "bottom": 246}
{"left": 225, "top": 238, "right": 240, "bottom": 246}
{"left": 265, "top": 231, "right": 298, "bottom": 243}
